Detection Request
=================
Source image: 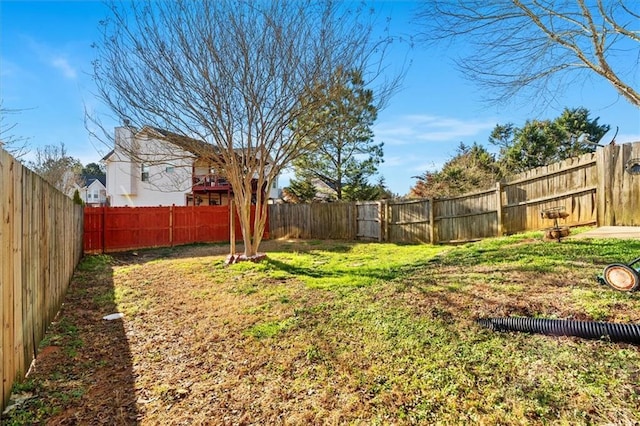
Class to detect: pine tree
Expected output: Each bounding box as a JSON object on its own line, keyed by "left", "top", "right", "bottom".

{"left": 73, "top": 189, "right": 85, "bottom": 206}
{"left": 292, "top": 68, "right": 383, "bottom": 201}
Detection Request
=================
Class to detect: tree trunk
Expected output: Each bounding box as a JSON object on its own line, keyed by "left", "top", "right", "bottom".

{"left": 237, "top": 198, "right": 256, "bottom": 257}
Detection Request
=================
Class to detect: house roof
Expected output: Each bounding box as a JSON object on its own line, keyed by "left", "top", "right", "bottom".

{"left": 139, "top": 126, "right": 218, "bottom": 159}
{"left": 108, "top": 125, "right": 274, "bottom": 165}
{"left": 101, "top": 149, "right": 114, "bottom": 162}
{"left": 84, "top": 175, "right": 106, "bottom": 187}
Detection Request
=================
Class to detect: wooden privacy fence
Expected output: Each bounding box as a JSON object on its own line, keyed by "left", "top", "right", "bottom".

{"left": 84, "top": 205, "right": 267, "bottom": 253}
{"left": 269, "top": 142, "right": 640, "bottom": 243}
{"left": 268, "top": 202, "right": 357, "bottom": 240}
{"left": 1, "top": 149, "right": 84, "bottom": 411}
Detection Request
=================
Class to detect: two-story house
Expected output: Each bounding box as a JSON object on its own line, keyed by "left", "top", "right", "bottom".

{"left": 103, "top": 126, "right": 279, "bottom": 207}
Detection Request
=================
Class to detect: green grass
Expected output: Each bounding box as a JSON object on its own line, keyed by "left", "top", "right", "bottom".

{"left": 76, "top": 254, "right": 113, "bottom": 272}
{"left": 439, "top": 230, "right": 640, "bottom": 268}
{"left": 4, "top": 233, "right": 640, "bottom": 424}
{"left": 230, "top": 242, "right": 445, "bottom": 290}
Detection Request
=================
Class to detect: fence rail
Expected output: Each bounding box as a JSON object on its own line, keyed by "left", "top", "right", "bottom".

{"left": 269, "top": 142, "right": 640, "bottom": 243}
{"left": 1, "top": 149, "right": 84, "bottom": 410}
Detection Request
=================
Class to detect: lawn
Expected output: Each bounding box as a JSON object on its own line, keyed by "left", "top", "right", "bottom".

{"left": 3, "top": 232, "right": 640, "bottom": 425}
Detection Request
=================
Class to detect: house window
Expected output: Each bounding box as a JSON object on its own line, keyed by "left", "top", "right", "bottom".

{"left": 141, "top": 164, "right": 149, "bottom": 182}
{"left": 166, "top": 166, "right": 175, "bottom": 174}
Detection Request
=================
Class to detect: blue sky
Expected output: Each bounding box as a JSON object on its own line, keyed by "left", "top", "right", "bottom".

{"left": 2, "top": 1, "right": 639, "bottom": 195}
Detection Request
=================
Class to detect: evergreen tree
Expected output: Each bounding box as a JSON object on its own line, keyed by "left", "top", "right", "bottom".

{"left": 410, "top": 107, "right": 610, "bottom": 198}
{"left": 73, "top": 189, "right": 85, "bottom": 206}
{"left": 343, "top": 173, "right": 388, "bottom": 201}
{"left": 555, "top": 107, "right": 610, "bottom": 158}
{"left": 292, "top": 68, "right": 383, "bottom": 201}
{"left": 81, "top": 162, "right": 106, "bottom": 179}
{"left": 492, "top": 107, "right": 610, "bottom": 174}
{"left": 409, "top": 143, "right": 499, "bottom": 199}
{"left": 283, "top": 176, "right": 317, "bottom": 203}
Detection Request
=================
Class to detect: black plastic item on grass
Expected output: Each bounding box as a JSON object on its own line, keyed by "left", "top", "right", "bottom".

{"left": 477, "top": 317, "right": 640, "bottom": 345}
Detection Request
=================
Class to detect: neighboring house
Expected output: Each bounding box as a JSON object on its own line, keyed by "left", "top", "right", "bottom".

{"left": 281, "top": 178, "right": 336, "bottom": 203}
{"left": 82, "top": 177, "right": 107, "bottom": 207}
{"left": 103, "top": 126, "right": 279, "bottom": 207}
{"left": 68, "top": 175, "right": 107, "bottom": 207}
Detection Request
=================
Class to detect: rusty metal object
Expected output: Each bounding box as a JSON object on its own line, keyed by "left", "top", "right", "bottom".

{"left": 540, "top": 210, "right": 570, "bottom": 220}
{"left": 545, "top": 227, "right": 570, "bottom": 240}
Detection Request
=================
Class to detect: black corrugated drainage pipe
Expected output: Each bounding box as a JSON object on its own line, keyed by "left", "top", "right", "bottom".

{"left": 477, "top": 317, "right": 640, "bottom": 345}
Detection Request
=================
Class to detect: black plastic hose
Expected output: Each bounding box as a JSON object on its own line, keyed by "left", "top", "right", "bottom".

{"left": 477, "top": 317, "right": 640, "bottom": 344}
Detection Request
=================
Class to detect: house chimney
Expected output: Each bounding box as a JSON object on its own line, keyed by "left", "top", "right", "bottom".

{"left": 115, "top": 125, "right": 135, "bottom": 152}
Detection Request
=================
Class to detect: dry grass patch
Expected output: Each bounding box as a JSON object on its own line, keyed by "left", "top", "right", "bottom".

{"left": 3, "top": 236, "right": 640, "bottom": 425}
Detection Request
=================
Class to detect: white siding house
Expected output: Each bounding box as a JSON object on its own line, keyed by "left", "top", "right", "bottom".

{"left": 69, "top": 177, "right": 107, "bottom": 207}
{"left": 82, "top": 178, "right": 107, "bottom": 206}
{"left": 104, "top": 126, "right": 279, "bottom": 207}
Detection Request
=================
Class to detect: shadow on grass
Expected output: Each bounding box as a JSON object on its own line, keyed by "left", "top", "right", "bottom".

{"left": 1, "top": 255, "right": 139, "bottom": 425}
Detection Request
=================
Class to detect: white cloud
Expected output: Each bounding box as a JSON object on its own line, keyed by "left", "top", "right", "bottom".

{"left": 375, "top": 114, "right": 496, "bottom": 145}
{"left": 51, "top": 56, "right": 77, "bottom": 79}
{"left": 381, "top": 156, "right": 406, "bottom": 167}
{"left": 24, "top": 37, "right": 78, "bottom": 80}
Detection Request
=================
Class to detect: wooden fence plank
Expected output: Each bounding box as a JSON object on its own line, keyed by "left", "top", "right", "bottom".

{"left": 612, "top": 143, "right": 640, "bottom": 225}
{"left": 387, "top": 199, "right": 431, "bottom": 243}
{"left": 1, "top": 149, "right": 14, "bottom": 409}
{"left": 1, "top": 148, "right": 84, "bottom": 411}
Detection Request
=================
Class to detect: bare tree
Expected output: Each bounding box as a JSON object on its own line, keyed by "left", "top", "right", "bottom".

{"left": 0, "top": 101, "right": 30, "bottom": 159}
{"left": 415, "top": 0, "right": 640, "bottom": 108}
{"left": 91, "top": 0, "right": 400, "bottom": 258}
{"left": 28, "top": 142, "right": 83, "bottom": 194}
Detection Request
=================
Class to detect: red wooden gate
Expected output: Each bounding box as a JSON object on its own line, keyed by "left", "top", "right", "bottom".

{"left": 84, "top": 205, "right": 267, "bottom": 254}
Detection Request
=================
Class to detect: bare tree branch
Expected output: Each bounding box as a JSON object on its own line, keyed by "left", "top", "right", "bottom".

{"left": 415, "top": 0, "right": 639, "bottom": 107}
{"left": 0, "top": 101, "right": 31, "bottom": 159}
{"left": 28, "top": 142, "right": 83, "bottom": 194}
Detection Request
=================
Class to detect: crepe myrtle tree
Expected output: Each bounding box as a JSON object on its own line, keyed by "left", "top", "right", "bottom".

{"left": 415, "top": 0, "right": 640, "bottom": 108}
{"left": 91, "top": 0, "right": 401, "bottom": 258}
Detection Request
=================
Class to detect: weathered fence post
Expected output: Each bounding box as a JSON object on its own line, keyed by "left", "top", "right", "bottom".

{"left": 596, "top": 144, "right": 616, "bottom": 226}
{"left": 383, "top": 200, "right": 389, "bottom": 242}
{"left": 169, "top": 204, "right": 174, "bottom": 247}
{"left": 429, "top": 197, "right": 435, "bottom": 244}
{"left": 377, "top": 200, "right": 384, "bottom": 242}
{"left": 495, "top": 181, "right": 504, "bottom": 237}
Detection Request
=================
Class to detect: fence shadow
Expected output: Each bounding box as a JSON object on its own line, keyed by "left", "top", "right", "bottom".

{"left": 4, "top": 256, "right": 139, "bottom": 424}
